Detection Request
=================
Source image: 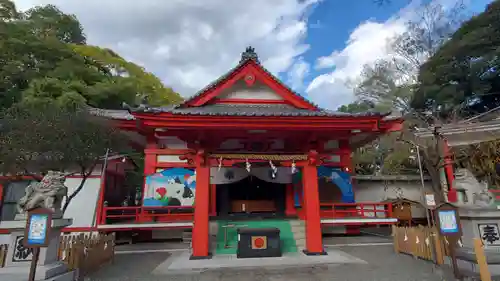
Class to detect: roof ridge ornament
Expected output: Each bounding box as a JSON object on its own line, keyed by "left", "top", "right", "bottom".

{"left": 240, "top": 46, "right": 260, "bottom": 64}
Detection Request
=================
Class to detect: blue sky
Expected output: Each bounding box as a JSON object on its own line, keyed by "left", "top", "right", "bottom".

{"left": 293, "top": 0, "right": 495, "bottom": 108}
{"left": 302, "top": 0, "right": 408, "bottom": 87}
{"left": 14, "top": 0, "right": 496, "bottom": 110}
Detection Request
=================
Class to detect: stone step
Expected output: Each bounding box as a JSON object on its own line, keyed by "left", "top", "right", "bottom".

{"left": 288, "top": 220, "right": 305, "bottom": 227}
{"left": 292, "top": 232, "right": 306, "bottom": 240}
{"left": 182, "top": 231, "right": 192, "bottom": 243}
{"left": 291, "top": 226, "right": 305, "bottom": 232}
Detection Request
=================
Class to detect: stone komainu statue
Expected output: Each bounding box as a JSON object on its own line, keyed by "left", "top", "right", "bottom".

{"left": 17, "top": 171, "right": 68, "bottom": 216}
{"left": 454, "top": 168, "right": 495, "bottom": 207}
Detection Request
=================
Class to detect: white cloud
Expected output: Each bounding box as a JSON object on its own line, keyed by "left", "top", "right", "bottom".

{"left": 287, "top": 57, "right": 310, "bottom": 91}
{"left": 306, "top": 19, "right": 408, "bottom": 110}
{"left": 13, "top": 0, "right": 319, "bottom": 97}
{"left": 305, "top": 0, "right": 468, "bottom": 110}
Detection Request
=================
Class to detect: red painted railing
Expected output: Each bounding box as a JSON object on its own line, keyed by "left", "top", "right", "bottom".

{"left": 100, "top": 206, "right": 194, "bottom": 225}
{"left": 318, "top": 202, "right": 393, "bottom": 219}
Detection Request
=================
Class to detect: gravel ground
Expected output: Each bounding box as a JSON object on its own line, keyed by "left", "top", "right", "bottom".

{"left": 85, "top": 244, "right": 468, "bottom": 281}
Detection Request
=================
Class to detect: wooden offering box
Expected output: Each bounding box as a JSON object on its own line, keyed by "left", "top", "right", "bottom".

{"left": 237, "top": 227, "right": 281, "bottom": 258}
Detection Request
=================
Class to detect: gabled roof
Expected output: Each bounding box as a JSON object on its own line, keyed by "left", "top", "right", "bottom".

{"left": 179, "top": 46, "right": 319, "bottom": 110}
{"left": 118, "top": 47, "right": 394, "bottom": 119}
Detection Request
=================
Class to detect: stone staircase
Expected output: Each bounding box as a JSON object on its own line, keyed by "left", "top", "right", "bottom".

{"left": 182, "top": 230, "right": 192, "bottom": 247}
{"left": 289, "top": 219, "right": 306, "bottom": 251}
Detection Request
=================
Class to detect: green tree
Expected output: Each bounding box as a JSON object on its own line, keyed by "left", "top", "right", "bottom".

{"left": 24, "top": 4, "right": 86, "bottom": 44}
{"left": 0, "top": 102, "right": 131, "bottom": 213}
{"left": 0, "top": 0, "right": 182, "bottom": 110}
{"left": 345, "top": 1, "right": 468, "bottom": 201}
{"left": 413, "top": 0, "right": 500, "bottom": 119}
{"left": 71, "top": 45, "right": 183, "bottom": 106}
{"left": 0, "top": 0, "right": 18, "bottom": 20}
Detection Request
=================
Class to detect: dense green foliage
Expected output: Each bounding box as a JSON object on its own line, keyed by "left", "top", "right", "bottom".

{"left": 0, "top": 0, "right": 182, "bottom": 110}
{"left": 340, "top": 0, "right": 500, "bottom": 188}
{"left": 413, "top": 0, "right": 500, "bottom": 119}
{"left": 0, "top": 0, "right": 180, "bottom": 209}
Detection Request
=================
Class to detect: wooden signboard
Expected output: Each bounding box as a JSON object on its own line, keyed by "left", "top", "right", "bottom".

{"left": 24, "top": 208, "right": 53, "bottom": 281}
{"left": 425, "top": 192, "right": 436, "bottom": 208}
{"left": 435, "top": 203, "right": 462, "bottom": 278}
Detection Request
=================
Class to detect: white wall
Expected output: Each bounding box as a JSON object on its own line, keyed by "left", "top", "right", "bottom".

{"left": 218, "top": 80, "right": 283, "bottom": 100}
{"left": 62, "top": 177, "right": 102, "bottom": 228}
{"left": 354, "top": 180, "right": 433, "bottom": 218}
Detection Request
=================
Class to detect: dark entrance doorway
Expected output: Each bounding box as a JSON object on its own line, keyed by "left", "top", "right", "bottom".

{"left": 216, "top": 175, "right": 286, "bottom": 219}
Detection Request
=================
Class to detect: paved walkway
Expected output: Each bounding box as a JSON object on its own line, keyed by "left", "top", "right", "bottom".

{"left": 155, "top": 249, "right": 366, "bottom": 274}
{"left": 86, "top": 243, "right": 462, "bottom": 281}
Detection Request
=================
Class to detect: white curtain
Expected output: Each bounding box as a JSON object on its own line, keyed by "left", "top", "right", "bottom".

{"left": 210, "top": 167, "right": 293, "bottom": 185}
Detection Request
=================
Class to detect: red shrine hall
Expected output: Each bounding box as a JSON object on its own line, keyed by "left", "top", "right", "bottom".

{"left": 92, "top": 47, "right": 403, "bottom": 259}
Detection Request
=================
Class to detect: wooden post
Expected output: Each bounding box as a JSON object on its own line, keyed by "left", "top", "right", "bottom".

{"left": 392, "top": 225, "right": 399, "bottom": 253}
{"left": 474, "top": 238, "right": 491, "bottom": 281}
{"left": 432, "top": 228, "right": 444, "bottom": 265}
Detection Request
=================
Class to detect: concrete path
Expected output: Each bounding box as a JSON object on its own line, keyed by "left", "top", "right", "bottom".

{"left": 153, "top": 249, "right": 366, "bottom": 274}
{"left": 86, "top": 244, "right": 465, "bottom": 281}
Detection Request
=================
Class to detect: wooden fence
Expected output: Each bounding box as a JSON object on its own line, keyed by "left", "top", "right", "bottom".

{"left": 59, "top": 232, "right": 115, "bottom": 279}
{"left": 393, "top": 226, "right": 494, "bottom": 280}
{"left": 0, "top": 244, "right": 7, "bottom": 268}
{"left": 0, "top": 232, "right": 114, "bottom": 279}
{"left": 392, "top": 225, "right": 446, "bottom": 264}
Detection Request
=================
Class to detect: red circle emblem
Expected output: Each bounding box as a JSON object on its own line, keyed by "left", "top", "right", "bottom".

{"left": 254, "top": 237, "right": 265, "bottom": 248}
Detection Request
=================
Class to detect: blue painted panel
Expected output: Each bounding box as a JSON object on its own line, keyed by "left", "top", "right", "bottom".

{"left": 292, "top": 166, "right": 355, "bottom": 206}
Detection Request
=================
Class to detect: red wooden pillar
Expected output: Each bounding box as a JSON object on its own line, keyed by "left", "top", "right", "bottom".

{"left": 443, "top": 140, "right": 458, "bottom": 202}
{"left": 191, "top": 150, "right": 211, "bottom": 259}
{"left": 302, "top": 150, "right": 326, "bottom": 255}
{"left": 285, "top": 183, "right": 296, "bottom": 216}
{"left": 210, "top": 184, "right": 217, "bottom": 216}
{"left": 139, "top": 135, "right": 158, "bottom": 223}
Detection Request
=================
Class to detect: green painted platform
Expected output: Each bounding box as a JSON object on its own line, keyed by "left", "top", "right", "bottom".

{"left": 215, "top": 219, "right": 298, "bottom": 255}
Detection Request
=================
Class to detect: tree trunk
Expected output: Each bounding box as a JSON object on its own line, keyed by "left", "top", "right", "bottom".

{"left": 61, "top": 164, "right": 96, "bottom": 214}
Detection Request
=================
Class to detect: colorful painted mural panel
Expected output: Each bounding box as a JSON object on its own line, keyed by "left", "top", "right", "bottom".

{"left": 143, "top": 168, "right": 196, "bottom": 207}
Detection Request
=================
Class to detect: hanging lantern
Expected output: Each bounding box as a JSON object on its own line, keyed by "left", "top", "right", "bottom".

{"left": 246, "top": 159, "right": 251, "bottom": 173}
{"left": 291, "top": 160, "right": 297, "bottom": 174}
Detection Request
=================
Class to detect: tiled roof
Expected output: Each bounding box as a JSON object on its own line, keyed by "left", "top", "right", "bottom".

{"left": 130, "top": 103, "right": 389, "bottom": 117}
{"left": 90, "top": 103, "right": 389, "bottom": 119}
{"left": 87, "top": 106, "right": 135, "bottom": 120}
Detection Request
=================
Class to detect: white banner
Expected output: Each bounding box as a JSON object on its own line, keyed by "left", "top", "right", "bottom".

{"left": 210, "top": 167, "right": 293, "bottom": 185}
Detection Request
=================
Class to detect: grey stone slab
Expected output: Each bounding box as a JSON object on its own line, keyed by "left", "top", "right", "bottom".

{"left": 153, "top": 250, "right": 367, "bottom": 274}
{"left": 84, "top": 245, "right": 470, "bottom": 281}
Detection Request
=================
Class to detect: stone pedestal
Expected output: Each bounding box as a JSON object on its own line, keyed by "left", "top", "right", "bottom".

{"left": 0, "top": 218, "right": 75, "bottom": 281}
{"left": 459, "top": 207, "right": 500, "bottom": 249}
{"left": 451, "top": 207, "right": 500, "bottom": 275}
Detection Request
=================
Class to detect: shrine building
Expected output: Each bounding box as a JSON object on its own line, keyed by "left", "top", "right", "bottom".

{"left": 88, "top": 47, "right": 404, "bottom": 259}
